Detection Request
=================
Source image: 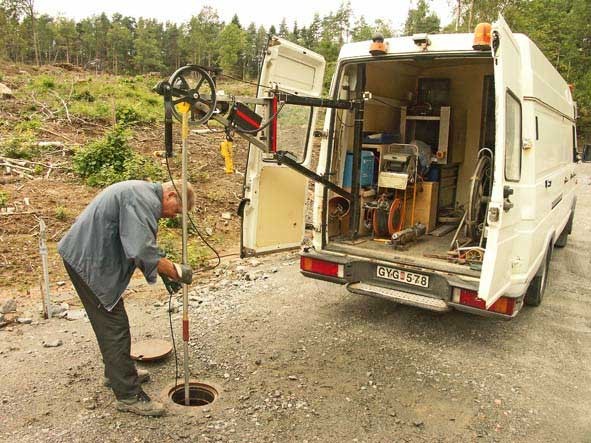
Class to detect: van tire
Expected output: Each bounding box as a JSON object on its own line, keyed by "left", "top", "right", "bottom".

{"left": 555, "top": 211, "right": 574, "bottom": 248}
{"left": 524, "top": 245, "right": 551, "bottom": 307}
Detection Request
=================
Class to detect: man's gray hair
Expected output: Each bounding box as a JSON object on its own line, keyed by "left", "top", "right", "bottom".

{"left": 162, "top": 181, "right": 195, "bottom": 211}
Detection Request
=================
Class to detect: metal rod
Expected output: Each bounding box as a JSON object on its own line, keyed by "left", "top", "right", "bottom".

{"left": 275, "top": 152, "right": 354, "bottom": 201}
{"left": 38, "top": 218, "right": 51, "bottom": 319}
{"left": 348, "top": 63, "right": 366, "bottom": 239}
{"left": 181, "top": 109, "right": 190, "bottom": 406}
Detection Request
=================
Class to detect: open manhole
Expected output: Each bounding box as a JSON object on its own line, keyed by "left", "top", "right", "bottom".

{"left": 168, "top": 382, "right": 218, "bottom": 407}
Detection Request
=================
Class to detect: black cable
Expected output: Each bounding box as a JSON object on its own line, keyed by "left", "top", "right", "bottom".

{"left": 371, "top": 96, "right": 399, "bottom": 109}
{"left": 168, "top": 289, "right": 179, "bottom": 388}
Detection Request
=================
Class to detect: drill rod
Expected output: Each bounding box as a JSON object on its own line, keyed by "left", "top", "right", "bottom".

{"left": 181, "top": 109, "right": 190, "bottom": 406}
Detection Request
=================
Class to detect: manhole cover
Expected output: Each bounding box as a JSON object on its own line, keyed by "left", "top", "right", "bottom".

{"left": 168, "top": 382, "right": 219, "bottom": 407}
{"left": 130, "top": 339, "right": 172, "bottom": 362}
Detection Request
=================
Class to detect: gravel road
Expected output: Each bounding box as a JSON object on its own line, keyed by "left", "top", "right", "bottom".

{"left": 1, "top": 164, "right": 590, "bottom": 442}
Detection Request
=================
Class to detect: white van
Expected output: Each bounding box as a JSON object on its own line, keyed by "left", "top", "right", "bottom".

{"left": 240, "top": 16, "right": 579, "bottom": 318}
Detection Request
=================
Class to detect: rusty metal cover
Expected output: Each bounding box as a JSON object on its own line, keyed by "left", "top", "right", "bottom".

{"left": 131, "top": 339, "right": 173, "bottom": 362}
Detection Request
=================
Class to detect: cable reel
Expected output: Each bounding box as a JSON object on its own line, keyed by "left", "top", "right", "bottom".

{"left": 466, "top": 150, "right": 493, "bottom": 243}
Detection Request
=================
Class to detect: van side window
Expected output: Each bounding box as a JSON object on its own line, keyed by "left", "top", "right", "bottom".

{"left": 505, "top": 91, "right": 522, "bottom": 181}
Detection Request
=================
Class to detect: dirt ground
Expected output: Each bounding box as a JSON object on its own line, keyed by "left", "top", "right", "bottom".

{"left": 0, "top": 163, "right": 589, "bottom": 442}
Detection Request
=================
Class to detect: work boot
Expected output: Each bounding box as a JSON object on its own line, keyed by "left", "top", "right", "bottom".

{"left": 104, "top": 368, "right": 150, "bottom": 387}
{"left": 116, "top": 390, "right": 165, "bottom": 417}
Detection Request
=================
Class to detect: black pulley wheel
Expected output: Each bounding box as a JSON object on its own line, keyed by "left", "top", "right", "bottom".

{"left": 168, "top": 65, "right": 217, "bottom": 125}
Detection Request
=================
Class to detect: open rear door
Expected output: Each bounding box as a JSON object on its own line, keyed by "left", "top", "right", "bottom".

{"left": 478, "top": 15, "right": 523, "bottom": 306}
{"left": 241, "top": 37, "right": 325, "bottom": 256}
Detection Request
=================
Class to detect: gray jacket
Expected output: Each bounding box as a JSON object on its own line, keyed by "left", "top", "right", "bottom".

{"left": 58, "top": 180, "right": 163, "bottom": 310}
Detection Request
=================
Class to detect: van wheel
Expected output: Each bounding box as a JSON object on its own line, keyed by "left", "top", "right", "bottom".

{"left": 555, "top": 211, "right": 574, "bottom": 248}
{"left": 524, "top": 246, "right": 551, "bottom": 307}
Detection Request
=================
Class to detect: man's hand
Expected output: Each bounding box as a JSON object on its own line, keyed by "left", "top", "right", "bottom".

{"left": 157, "top": 258, "right": 193, "bottom": 285}
{"left": 157, "top": 258, "right": 179, "bottom": 280}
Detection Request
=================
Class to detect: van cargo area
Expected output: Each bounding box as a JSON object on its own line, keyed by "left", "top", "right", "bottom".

{"left": 324, "top": 56, "right": 495, "bottom": 277}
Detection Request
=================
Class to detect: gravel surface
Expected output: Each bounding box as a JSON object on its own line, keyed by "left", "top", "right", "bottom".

{"left": 1, "top": 164, "right": 590, "bottom": 442}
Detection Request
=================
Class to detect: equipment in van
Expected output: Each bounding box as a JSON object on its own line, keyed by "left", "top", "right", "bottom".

{"left": 378, "top": 152, "right": 416, "bottom": 189}
{"left": 155, "top": 17, "right": 579, "bottom": 320}
{"left": 391, "top": 223, "right": 427, "bottom": 249}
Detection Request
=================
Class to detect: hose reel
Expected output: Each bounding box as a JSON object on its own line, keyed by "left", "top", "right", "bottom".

{"left": 466, "top": 150, "right": 493, "bottom": 243}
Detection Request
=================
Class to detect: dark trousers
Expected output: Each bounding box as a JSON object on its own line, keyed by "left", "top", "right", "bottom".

{"left": 63, "top": 260, "right": 139, "bottom": 400}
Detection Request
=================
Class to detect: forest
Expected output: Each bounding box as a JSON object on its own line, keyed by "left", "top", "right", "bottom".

{"left": 0, "top": 0, "right": 589, "bottom": 139}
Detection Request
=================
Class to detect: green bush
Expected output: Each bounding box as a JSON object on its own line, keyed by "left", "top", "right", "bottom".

{"left": 73, "top": 124, "right": 164, "bottom": 187}
{"left": 157, "top": 230, "right": 209, "bottom": 268}
{"left": 115, "top": 106, "right": 141, "bottom": 125}
{"left": 1, "top": 133, "right": 37, "bottom": 159}
{"left": 55, "top": 206, "right": 68, "bottom": 221}
{"left": 72, "top": 90, "right": 95, "bottom": 102}
{"left": 32, "top": 75, "right": 56, "bottom": 91}
{"left": 14, "top": 118, "right": 42, "bottom": 133}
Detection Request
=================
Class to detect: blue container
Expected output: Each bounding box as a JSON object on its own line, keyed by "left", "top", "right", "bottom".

{"left": 343, "top": 150, "right": 375, "bottom": 187}
{"left": 426, "top": 165, "right": 440, "bottom": 182}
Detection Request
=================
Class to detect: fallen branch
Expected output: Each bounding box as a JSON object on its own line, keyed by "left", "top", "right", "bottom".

{"left": 50, "top": 90, "right": 72, "bottom": 124}
{"left": 0, "top": 211, "right": 38, "bottom": 216}
{"left": 30, "top": 92, "right": 55, "bottom": 119}
{"left": 38, "top": 127, "right": 73, "bottom": 143}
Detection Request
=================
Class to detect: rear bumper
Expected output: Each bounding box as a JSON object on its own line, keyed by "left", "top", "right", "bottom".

{"left": 347, "top": 282, "right": 450, "bottom": 312}
{"left": 300, "top": 250, "right": 519, "bottom": 319}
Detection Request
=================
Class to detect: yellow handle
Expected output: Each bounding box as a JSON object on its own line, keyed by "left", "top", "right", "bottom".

{"left": 176, "top": 102, "right": 190, "bottom": 139}
{"left": 220, "top": 140, "right": 234, "bottom": 174}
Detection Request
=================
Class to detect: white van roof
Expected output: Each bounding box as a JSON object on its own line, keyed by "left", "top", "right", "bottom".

{"left": 339, "top": 31, "right": 574, "bottom": 119}
{"left": 516, "top": 34, "right": 574, "bottom": 118}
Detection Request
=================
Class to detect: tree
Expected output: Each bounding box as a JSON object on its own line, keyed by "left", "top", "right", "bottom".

{"left": 278, "top": 18, "right": 289, "bottom": 38}
{"left": 243, "top": 22, "right": 258, "bottom": 78}
{"left": 231, "top": 13, "right": 241, "bottom": 29}
{"left": 108, "top": 14, "right": 134, "bottom": 74}
{"left": 374, "top": 18, "right": 396, "bottom": 38}
{"left": 133, "top": 18, "right": 164, "bottom": 73}
{"left": 185, "top": 6, "right": 222, "bottom": 66}
{"left": 404, "top": 0, "right": 440, "bottom": 35}
{"left": 351, "top": 16, "right": 373, "bottom": 42}
{"left": 53, "top": 17, "right": 77, "bottom": 64}
{"left": 162, "top": 22, "right": 182, "bottom": 72}
{"left": 217, "top": 22, "right": 244, "bottom": 76}
{"left": 20, "top": 0, "right": 40, "bottom": 65}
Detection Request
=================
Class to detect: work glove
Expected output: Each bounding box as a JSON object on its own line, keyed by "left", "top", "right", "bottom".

{"left": 173, "top": 263, "right": 193, "bottom": 285}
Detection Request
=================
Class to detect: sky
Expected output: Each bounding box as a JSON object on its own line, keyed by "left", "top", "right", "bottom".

{"left": 34, "top": 0, "right": 455, "bottom": 32}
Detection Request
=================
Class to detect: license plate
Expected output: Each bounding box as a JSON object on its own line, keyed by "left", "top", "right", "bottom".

{"left": 376, "top": 265, "right": 429, "bottom": 288}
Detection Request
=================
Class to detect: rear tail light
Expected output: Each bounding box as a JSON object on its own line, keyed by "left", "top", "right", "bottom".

{"left": 454, "top": 288, "right": 516, "bottom": 316}
{"left": 300, "top": 256, "right": 344, "bottom": 278}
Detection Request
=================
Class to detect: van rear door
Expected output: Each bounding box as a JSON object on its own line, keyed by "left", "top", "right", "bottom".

{"left": 478, "top": 16, "right": 523, "bottom": 306}
{"left": 240, "top": 37, "right": 325, "bottom": 256}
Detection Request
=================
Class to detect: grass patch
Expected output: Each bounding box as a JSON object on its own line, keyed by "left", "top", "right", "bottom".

{"left": 158, "top": 229, "right": 211, "bottom": 268}
{"left": 0, "top": 190, "right": 8, "bottom": 207}
{"left": 23, "top": 73, "right": 163, "bottom": 124}
{"left": 55, "top": 206, "right": 68, "bottom": 221}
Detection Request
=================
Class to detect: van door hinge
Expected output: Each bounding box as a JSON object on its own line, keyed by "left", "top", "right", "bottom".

{"left": 488, "top": 207, "right": 500, "bottom": 222}
{"left": 503, "top": 186, "right": 514, "bottom": 212}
